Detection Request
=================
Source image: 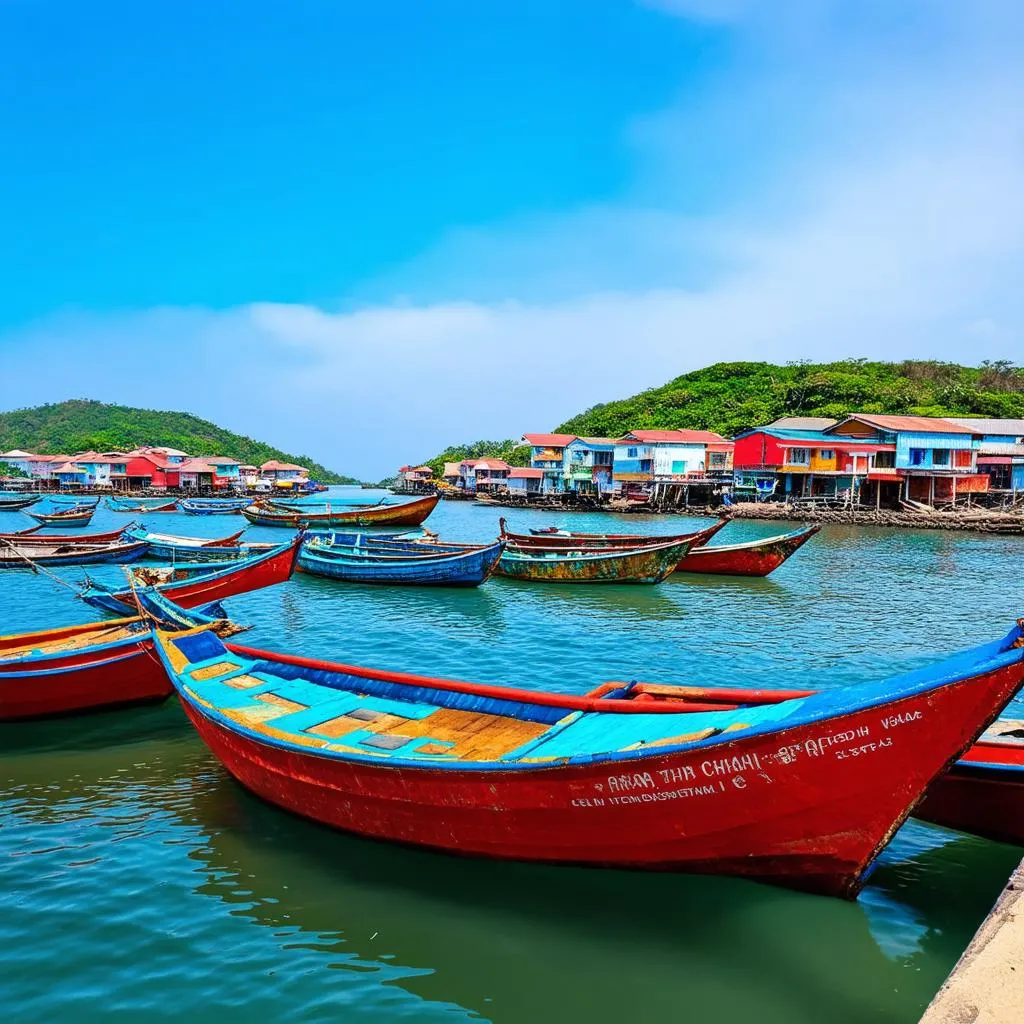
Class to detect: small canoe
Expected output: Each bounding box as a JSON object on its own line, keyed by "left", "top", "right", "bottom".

{"left": 298, "top": 538, "right": 505, "bottom": 586}
{"left": 915, "top": 719, "right": 1024, "bottom": 845}
{"left": 126, "top": 526, "right": 275, "bottom": 562}
{"left": 0, "top": 495, "right": 41, "bottom": 511}
{"left": 152, "top": 618, "right": 1024, "bottom": 897}
{"left": 674, "top": 525, "right": 820, "bottom": 577}
{"left": 106, "top": 497, "right": 179, "bottom": 513}
{"left": 26, "top": 506, "right": 96, "bottom": 526}
{"left": 80, "top": 536, "right": 302, "bottom": 616}
{"left": 495, "top": 538, "right": 692, "bottom": 584}
{"left": 0, "top": 539, "right": 149, "bottom": 568}
{"left": 0, "top": 601, "right": 240, "bottom": 721}
{"left": 179, "top": 498, "right": 251, "bottom": 515}
{"left": 505, "top": 518, "right": 729, "bottom": 550}
{"left": 242, "top": 494, "right": 440, "bottom": 529}
{"left": 0, "top": 524, "right": 128, "bottom": 545}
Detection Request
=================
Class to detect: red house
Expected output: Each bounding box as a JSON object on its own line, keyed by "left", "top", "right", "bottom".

{"left": 122, "top": 451, "right": 180, "bottom": 490}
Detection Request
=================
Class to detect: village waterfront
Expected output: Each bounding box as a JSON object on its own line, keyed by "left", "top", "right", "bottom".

{"left": 2, "top": 489, "right": 1023, "bottom": 1023}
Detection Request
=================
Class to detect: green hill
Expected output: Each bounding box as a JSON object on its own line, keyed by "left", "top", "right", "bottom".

{"left": 418, "top": 360, "right": 1024, "bottom": 469}
{"left": 556, "top": 359, "right": 1024, "bottom": 438}
{"left": 0, "top": 399, "right": 357, "bottom": 484}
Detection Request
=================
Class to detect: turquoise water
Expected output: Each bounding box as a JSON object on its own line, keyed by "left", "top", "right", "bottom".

{"left": 2, "top": 490, "right": 1023, "bottom": 1023}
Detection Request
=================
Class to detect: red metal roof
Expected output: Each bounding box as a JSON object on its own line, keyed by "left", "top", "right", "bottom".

{"left": 205, "top": 456, "right": 241, "bottom": 465}
{"left": 622, "top": 429, "right": 728, "bottom": 444}
{"left": 509, "top": 468, "right": 544, "bottom": 479}
{"left": 523, "top": 433, "right": 576, "bottom": 447}
{"left": 833, "top": 415, "right": 976, "bottom": 435}
{"left": 473, "top": 460, "right": 510, "bottom": 471}
{"left": 261, "top": 460, "right": 307, "bottom": 472}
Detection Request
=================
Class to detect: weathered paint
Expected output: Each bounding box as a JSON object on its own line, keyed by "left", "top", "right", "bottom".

{"left": 242, "top": 494, "right": 439, "bottom": 529}
{"left": 674, "top": 525, "right": 820, "bottom": 577}
{"left": 495, "top": 539, "right": 693, "bottom": 583}
{"left": 501, "top": 519, "right": 728, "bottom": 551}
{"left": 156, "top": 621, "right": 1024, "bottom": 897}
{"left": 915, "top": 719, "right": 1024, "bottom": 845}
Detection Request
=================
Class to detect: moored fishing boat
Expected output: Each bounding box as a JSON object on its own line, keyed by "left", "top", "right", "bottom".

{"left": 674, "top": 525, "right": 820, "bottom": 576}
{"left": 495, "top": 538, "right": 692, "bottom": 584}
{"left": 915, "top": 719, "right": 1024, "bottom": 845}
{"left": 0, "top": 524, "right": 128, "bottom": 545}
{"left": 505, "top": 518, "right": 729, "bottom": 550}
{"left": 80, "top": 536, "right": 302, "bottom": 615}
{"left": 298, "top": 536, "right": 505, "bottom": 586}
{"left": 106, "top": 496, "right": 180, "bottom": 513}
{"left": 0, "top": 538, "right": 149, "bottom": 568}
{"left": 125, "top": 525, "right": 275, "bottom": 562}
{"left": 179, "top": 497, "right": 251, "bottom": 515}
{"left": 152, "top": 618, "right": 1024, "bottom": 897}
{"left": 0, "top": 601, "right": 241, "bottom": 721}
{"left": 242, "top": 494, "right": 440, "bottom": 529}
{"left": 26, "top": 504, "right": 97, "bottom": 526}
{"left": 0, "top": 494, "right": 41, "bottom": 511}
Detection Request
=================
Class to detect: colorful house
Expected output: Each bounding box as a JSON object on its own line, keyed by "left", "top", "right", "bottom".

{"left": 507, "top": 467, "right": 543, "bottom": 496}
{"left": 946, "top": 418, "right": 1024, "bottom": 494}
{"left": 260, "top": 460, "right": 309, "bottom": 489}
{"left": 613, "top": 430, "right": 732, "bottom": 495}
{"left": 0, "top": 450, "right": 35, "bottom": 475}
{"left": 563, "top": 438, "right": 616, "bottom": 494}
{"left": 458, "top": 458, "right": 510, "bottom": 493}
{"left": 824, "top": 415, "right": 987, "bottom": 505}
{"left": 397, "top": 465, "right": 434, "bottom": 490}
{"left": 123, "top": 451, "right": 180, "bottom": 490}
{"left": 732, "top": 427, "right": 894, "bottom": 503}
{"left": 69, "top": 452, "right": 129, "bottom": 488}
{"left": 523, "top": 434, "right": 576, "bottom": 493}
{"left": 442, "top": 462, "right": 461, "bottom": 487}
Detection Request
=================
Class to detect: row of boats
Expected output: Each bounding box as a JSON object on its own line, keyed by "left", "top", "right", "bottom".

{"left": 0, "top": 514, "right": 820, "bottom": 584}
{"left": 1, "top": 523, "right": 1022, "bottom": 897}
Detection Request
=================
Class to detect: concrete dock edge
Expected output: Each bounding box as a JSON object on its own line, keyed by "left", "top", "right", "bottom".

{"left": 919, "top": 857, "right": 1024, "bottom": 1023}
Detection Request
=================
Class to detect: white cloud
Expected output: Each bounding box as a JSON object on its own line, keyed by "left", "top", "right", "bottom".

{"left": 1, "top": 1, "right": 1021, "bottom": 478}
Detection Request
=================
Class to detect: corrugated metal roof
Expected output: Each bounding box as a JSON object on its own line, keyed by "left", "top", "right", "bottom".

{"left": 835, "top": 414, "right": 976, "bottom": 435}
{"left": 522, "top": 433, "right": 576, "bottom": 447}
{"left": 622, "top": 429, "right": 727, "bottom": 444}
{"left": 261, "top": 460, "right": 307, "bottom": 472}
{"left": 576, "top": 437, "right": 617, "bottom": 446}
{"left": 766, "top": 417, "right": 838, "bottom": 430}
{"left": 946, "top": 418, "right": 1024, "bottom": 437}
{"left": 509, "top": 468, "right": 544, "bottom": 479}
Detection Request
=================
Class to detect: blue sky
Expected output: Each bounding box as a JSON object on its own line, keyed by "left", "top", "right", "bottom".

{"left": 1, "top": 1, "right": 1021, "bottom": 478}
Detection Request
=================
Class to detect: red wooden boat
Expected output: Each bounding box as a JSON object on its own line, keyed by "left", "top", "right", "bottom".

{"left": 915, "top": 718, "right": 1024, "bottom": 844}
{"left": 80, "top": 536, "right": 302, "bottom": 615}
{"left": 0, "top": 618, "right": 167, "bottom": 720}
{"left": 504, "top": 518, "right": 728, "bottom": 550}
{"left": 243, "top": 494, "right": 440, "bottom": 529}
{"left": 0, "top": 524, "right": 128, "bottom": 545}
{"left": 675, "top": 525, "right": 820, "bottom": 576}
{"left": 153, "top": 618, "right": 1024, "bottom": 898}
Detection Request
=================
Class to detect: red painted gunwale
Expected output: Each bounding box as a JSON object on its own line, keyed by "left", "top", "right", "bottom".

{"left": 172, "top": 635, "right": 1024, "bottom": 898}
{"left": 115, "top": 536, "right": 302, "bottom": 608}
{"left": 0, "top": 619, "right": 169, "bottom": 720}
{"left": 674, "top": 525, "right": 820, "bottom": 577}
{"left": 500, "top": 518, "right": 728, "bottom": 551}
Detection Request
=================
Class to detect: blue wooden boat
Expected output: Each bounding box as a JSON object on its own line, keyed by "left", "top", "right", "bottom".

{"left": 0, "top": 538, "right": 149, "bottom": 568}
{"left": 180, "top": 497, "right": 251, "bottom": 515}
{"left": 107, "top": 496, "right": 179, "bottom": 513}
{"left": 298, "top": 536, "right": 505, "bottom": 586}
{"left": 26, "top": 505, "right": 96, "bottom": 526}
{"left": 125, "top": 525, "right": 275, "bottom": 562}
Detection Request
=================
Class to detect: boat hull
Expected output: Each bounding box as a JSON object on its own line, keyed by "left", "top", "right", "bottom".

{"left": 495, "top": 540, "right": 691, "bottom": 584}
{"left": 674, "top": 526, "right": 820, "bottom": 577}
{"left": 0, "top": 525, "right": 127, "bottom": 545}
{"left": 0, "top": 540, "right": 149, "bottom": 568}
{"left": 178, "top": 658, "right": 1024, "bottom": 897}
{"left": 26, "top": 509, "right": 95, "bottom": 526}
{"left": 297, "top": 541, "right": 504, "bottom": 586}
{"left": 510, "top": 519, "right": 728, "bottom": 551}
{"left": 242, "top": 494, "right": 440, "bottom": 529}
{"left": 916, "top": 735, "right": 1024, "bottom": 844}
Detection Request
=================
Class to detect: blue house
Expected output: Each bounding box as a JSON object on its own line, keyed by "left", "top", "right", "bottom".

{"left": 947, "top": 418, "right": 1024, "bottom": 494}
{"left": 563, "top": 437, "right": 615, "bottom": 494}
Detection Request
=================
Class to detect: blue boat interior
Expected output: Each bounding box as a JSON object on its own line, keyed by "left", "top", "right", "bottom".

{"left": 160, "top": 621, "right": 1024, "bottom": 770}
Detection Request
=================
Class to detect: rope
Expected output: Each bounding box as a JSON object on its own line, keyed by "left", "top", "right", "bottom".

{"left": 0, "top": 538, "right": 84, "bottom": 593}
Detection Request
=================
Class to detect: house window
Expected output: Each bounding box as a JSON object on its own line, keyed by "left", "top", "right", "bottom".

{"left": 671, "top": 460, "right": 686, "bottom": 474}
{"left": 932, "top": 449, "right": 950, "bottom": 466}
{"left": 709, "top": 452, "right": 727, "bottom": 468}
{"left": 789, "top": 448, "right": 810, "bottom": 466}
{"left": 594, "top": 451, "right": 612, "bottom": 466}
{"left": 627, "top": 447, "right": 637, "bottom": 458}
{"left": 818, "top": 450, "right": 834, "bottom": 460}
{"left": 874, "top": 451, "right": 896, "bottom": 468}
{"left": 910, "top": 448, "right": 927, "bottom": 466}
{"left": 639, "top": 459, "right": 653, "bottom": 473}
